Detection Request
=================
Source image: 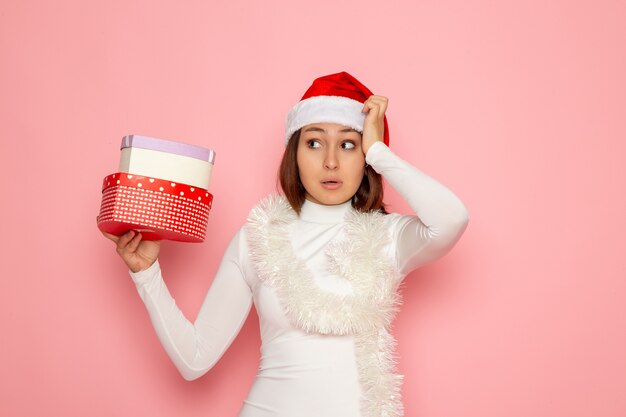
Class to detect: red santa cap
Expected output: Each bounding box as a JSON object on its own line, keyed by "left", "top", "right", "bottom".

{"left": 285, "top": 71, "right": 389, "bottom": 146}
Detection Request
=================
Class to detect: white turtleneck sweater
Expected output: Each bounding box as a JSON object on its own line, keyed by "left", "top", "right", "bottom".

{"left": 129, "top": 141, "right": 469, "bottom": 417}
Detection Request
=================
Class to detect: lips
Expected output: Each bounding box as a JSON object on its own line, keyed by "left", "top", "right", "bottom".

{"left": 321, "top": 178, "right": 342, "bottom": 190}
{"left": 321, "top": 178, "right": 342, "bottom": 185}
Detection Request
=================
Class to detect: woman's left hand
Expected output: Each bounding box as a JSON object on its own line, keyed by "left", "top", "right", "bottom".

{"left": 361, "top": 95, "right": 388, "bottom": 155}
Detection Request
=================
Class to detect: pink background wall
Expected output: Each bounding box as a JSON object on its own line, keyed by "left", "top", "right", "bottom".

{"left": 1, "top": 0, "right": 624, "bottom": 416}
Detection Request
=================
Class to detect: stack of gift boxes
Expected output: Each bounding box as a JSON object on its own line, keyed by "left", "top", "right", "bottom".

{"left": 97, "top": 135, "right": 215, "bottom": 243}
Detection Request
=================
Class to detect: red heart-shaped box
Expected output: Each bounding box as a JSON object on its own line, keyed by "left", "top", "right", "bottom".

{"left": 97, "top": 172, "right": 213, "bottom": 243}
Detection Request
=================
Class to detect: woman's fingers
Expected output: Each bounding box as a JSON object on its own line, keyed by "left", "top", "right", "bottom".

{"left": 126, "top": 232, "right": 143, "bottom": 253}
{"left": 116, "top": 230, "right": 136, "bottom": 252}
{"left": 362, "top": 96, "right": 388, "bottom": 124}
{"left": 360, "top": 95, "right": 388, "bottom": 155}
{"left": 363, "top": 99, "right": 386, "bottom": 126}
{"left": 99, "top": 223, "right": 157, "bottom": 271}
{"left": 363, "top": 96, "right": 388, "bottom": 116}
{"left": 377, "top": 97, "right": 388, "bottom": 117}
{"left": 363, "top": 95, "right": 388, "bottom": 107}
{"left": 102, "top": 228, "right": 146, "bottom": 258}
{"left": 363, "top": 102, "right": 380, "bottom": 121}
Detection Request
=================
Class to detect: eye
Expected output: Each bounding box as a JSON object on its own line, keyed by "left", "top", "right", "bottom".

{"left": 341, "top": 141, "right": 356, "bottom": 150}
{"left": 307, "top": 139, "right": 321, "bottom": 149}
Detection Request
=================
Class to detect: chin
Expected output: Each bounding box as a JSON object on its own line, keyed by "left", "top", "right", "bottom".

{"left": 312, "top": 193, "right": 352, "bottom": 206}
{"left": 325, "top": 199, "right": 351, "bottom": 206}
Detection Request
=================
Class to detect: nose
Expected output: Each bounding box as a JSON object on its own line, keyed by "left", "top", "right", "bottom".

{"left": 324, "top": 148, "right": 338, "bottom": 170}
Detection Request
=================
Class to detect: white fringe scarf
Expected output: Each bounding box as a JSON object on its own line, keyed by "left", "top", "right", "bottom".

{"left": 246, "top": 195, "right": 404, "bottom": 417}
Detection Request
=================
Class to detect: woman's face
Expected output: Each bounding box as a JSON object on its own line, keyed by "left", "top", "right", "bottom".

{"left": 297, "top": 122, "right": 365, "bottom": 205}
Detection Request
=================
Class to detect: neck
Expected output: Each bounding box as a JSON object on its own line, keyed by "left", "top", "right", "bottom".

{"left": 299, "top": 198, "right": 352, "bottom": 223}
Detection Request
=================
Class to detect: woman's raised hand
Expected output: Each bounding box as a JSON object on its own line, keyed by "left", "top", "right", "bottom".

{"left": 361, "top": 95, "right": 388, "bottom": 155}
{"left": 100, "top": 227, "right": 160, "bottom": 273}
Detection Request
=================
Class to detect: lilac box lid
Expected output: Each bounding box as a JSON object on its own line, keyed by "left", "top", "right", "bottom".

{"left": 120, "top": 135, "right": 215, "bottom": 164}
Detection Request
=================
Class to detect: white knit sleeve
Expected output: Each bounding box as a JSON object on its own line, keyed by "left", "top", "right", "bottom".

{"left": 365, "top": 141, "right": 470, "bottom": 278}
{"left": 128, "top": 227, "right": 253, "bottom": 381}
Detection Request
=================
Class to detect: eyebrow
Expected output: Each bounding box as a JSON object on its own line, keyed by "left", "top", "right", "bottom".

{"left": 302, "top": 127, "right": 358, "bottom": 133}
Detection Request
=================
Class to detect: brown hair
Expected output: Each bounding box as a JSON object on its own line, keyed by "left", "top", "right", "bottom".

{"left": 278, "top": 129, "right": 387, "bottom": 215}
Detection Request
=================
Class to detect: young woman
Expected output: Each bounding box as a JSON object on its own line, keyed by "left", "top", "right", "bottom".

{"left": 101, "top": 71, "right": 469, "bottom": 417}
